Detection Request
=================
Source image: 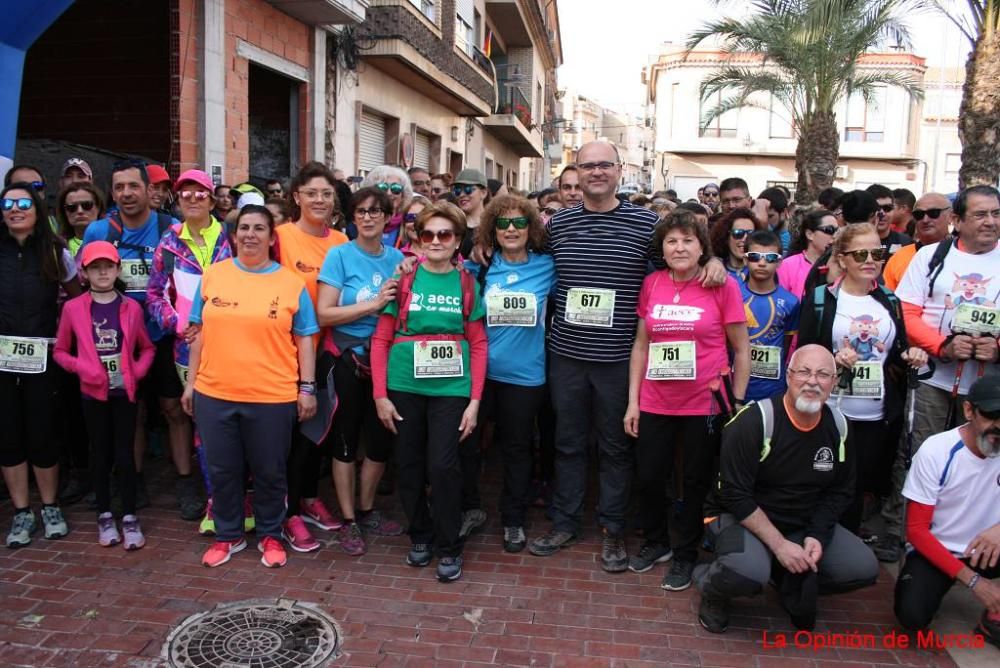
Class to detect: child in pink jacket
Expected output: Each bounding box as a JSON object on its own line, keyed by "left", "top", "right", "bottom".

{"left": 54, "top": 241, "right": 155, "bottom": 549}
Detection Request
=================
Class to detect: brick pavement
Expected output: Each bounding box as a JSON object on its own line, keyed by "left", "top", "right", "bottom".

{"left": 0, "top": 456, "right": 977, "bottom": 667}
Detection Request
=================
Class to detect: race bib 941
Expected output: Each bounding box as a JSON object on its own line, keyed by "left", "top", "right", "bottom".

{"left": 565, "top": 288, "right": 615, "bottom": 328}
{"left": 120, "top": 259, "right": 151, "bottom": 291}
{"left": 0, "top": 336, "right": 48, "bottom": 374}
{"left": 413, "top": 341, "right": 464, "bottom": 379}
{"left": 844, "top": 361, "right": 883, "bottom": 399}
{"left": 646, "top": 341, "right": 696, "bottom": 380}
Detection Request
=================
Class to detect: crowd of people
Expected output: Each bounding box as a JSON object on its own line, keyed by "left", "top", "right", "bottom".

{"left": 1, "top": 143, "right": 998, "bottom": 642}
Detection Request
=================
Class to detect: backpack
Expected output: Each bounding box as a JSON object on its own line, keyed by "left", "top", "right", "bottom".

{"left": 811, "top": 283, "right": 901, "bottom": 342}
{"left": 394, "top": 263, "right": 477, "bottom": 333}
{"left": 925, "top": 236, "right": 955, "bottom": 298}
{"left": 755, "top": 397, "right": 848, "bottom": 464}
{"left": 106, "top": 211, "right": 175, "bottom": 273}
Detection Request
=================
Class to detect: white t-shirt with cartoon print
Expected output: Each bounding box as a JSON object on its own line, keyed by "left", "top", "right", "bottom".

{"left": 828, "top": 291, "right": 896, "bottom": 421}
{"left": 895, "top": 241, "right": 1000, "bottom": 394}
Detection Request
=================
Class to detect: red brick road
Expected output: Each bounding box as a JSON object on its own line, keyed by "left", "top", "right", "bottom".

{"left": 0, "top": 461, "right": 962, "bottom": 667}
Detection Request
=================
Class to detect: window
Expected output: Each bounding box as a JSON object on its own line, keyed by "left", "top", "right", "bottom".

{"left": 769, "top": 95, "right": 794, "bottom": 139}
{"left": 843, "top": 88, "right": 886, "bottom": 143}
{"left": 408, "top": 0, "right": 435, "bottom": 22}
{"left": 944, "top": 152, "right": 961, "bottom": 189}
{"left": 456, "top": 0, "right": 475, "bottom": 57}
{"left": 698, "top": 90, "right": 737, "bottom": 138}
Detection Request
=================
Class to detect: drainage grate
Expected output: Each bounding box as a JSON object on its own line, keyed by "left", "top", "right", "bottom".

{"left": 163, "top": 598, "right": 341, "bottom": 668}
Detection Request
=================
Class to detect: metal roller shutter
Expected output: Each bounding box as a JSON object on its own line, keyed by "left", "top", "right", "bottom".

{"left": 413, "top": 131, "right": 431, "bottom": 170}
{"left": 359, "top": 112, "right": 386, "bottom": 174}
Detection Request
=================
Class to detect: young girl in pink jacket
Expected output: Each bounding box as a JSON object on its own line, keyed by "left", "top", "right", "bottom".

{"left": 54, "top": 241, "right": 155, "bottom": 549}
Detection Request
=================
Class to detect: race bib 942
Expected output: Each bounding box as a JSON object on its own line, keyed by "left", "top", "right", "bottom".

{"left": 952, "top": 302, "right": 1000, "bottom": 337}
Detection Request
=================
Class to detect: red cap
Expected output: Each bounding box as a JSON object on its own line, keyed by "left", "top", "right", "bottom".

{"left": 174, "top": 169, "right": 214, "bottom": 192}
{"left": 146, "top": 164, "right": 171, "bottom": 185}
{"left": 81, "top": 241, "right": 120, "bottom": 268}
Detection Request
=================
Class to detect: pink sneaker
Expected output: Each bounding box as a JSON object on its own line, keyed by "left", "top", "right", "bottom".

{"left": 300, "top": 499, "right": 342, "bottom": 531}
{"left": 282, "top": 515, "right": 320, "bottom": 553}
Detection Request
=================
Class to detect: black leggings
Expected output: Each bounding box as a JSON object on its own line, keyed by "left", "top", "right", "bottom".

{"left": 841, "top": 416, "right": 901, "bottom": 534}
{"left": 329, "top": 351, "right": 392, "bottom": 464}
{"left": 0, "top": 367, "right": 59, "bottom": 468}
{"left": 895, "top": 551, "right": 1000, "bottom": 630}
{"left": 287, "top": 431, "right": 322, "bottom": 517}
{"left": 635, "top": 412, "right": 722, "bottom": 562}
{"left": 82, "top": 397, "right": 139, "bottom": 515}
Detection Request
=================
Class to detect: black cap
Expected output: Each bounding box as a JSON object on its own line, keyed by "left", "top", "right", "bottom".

{"left": 967, "top": 375, "right": 1000, "bottom": 412}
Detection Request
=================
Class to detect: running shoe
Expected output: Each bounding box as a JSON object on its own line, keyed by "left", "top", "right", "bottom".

{"left": 406, "top": 543, "right": 432, "bottom": 567}
{"left": 41, "top": 506, "right": 69, "bottom": 540}
{"left": 243, "top": 493, "right": 255, "bottom": 533}
{"left": 628, "top": 542, "right": 672, "bottom": 573}
{"left": 202, "top": 538, "right": 247, "bottom": 567}
{"left": 6, "top": 510, "right": 36, "bottom": 548}
{"left": 503, "top": 526, "right": 526, "bottom": 553}
{"left": 337, "top": 521, "right": 367, "bottom": 556}
{"left": 258, "top": 536, "right": 287, "bottom": 568}
{"left": 528, "top": 529, "right": 578, "bottom": 557}
{"left": 601, "top": 529, "right": 628, "bottom": 573}
{"left": 300, "top": 498, "right": 343, "bottom": 531}
{"left": 97, "top": 512, "right": 120, "bottom": 547}
{"left": 199, "top": 498, "right": 216, "bottom": 536}
{"left": 357, "top": 509, "right": 402, "bottom": 536}
{"left": 698, "top": 593, "right": 731, "bottom": 634}
{"left": 662, "top": 559, "right": 695, "bottom": 591}
{"left": 459, "top": 509, "right": 487, "bottom": 538}
{"left": 978, "top": 610, "right": 1000, "bottom": 649}
{"left": 121, "top": 515, "right": 145, "bottom": 551}
{"left": 176, "top": 476, "right": 203, "bottom": 521}
{"left": 282, "top": 516, "right": 320, "bottom": 553}
{"left": 436, "top": 556, "right": 463, "bottom": 582}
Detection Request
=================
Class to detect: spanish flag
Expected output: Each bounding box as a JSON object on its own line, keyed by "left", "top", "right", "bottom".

{"left": 483, "top": 30, "right": 492, "bottom": 58}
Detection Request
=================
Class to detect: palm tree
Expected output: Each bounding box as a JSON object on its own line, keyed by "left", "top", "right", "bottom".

{"left": 687, "top": 0, "right": 925, "bottom": 203}
{"left": 930, "top": 1, "right": 1000, "bottom": 188}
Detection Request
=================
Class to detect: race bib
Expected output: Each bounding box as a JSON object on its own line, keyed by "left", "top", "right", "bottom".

{"left": 486, "top": 292, "right": 538, "bottom": 327}
{"left": 749, "top": 344, "right": 782, "bottom": 380}
{"left": 565, "top": 288, "right": 615, "bottom": 328}
{"left": 176, "top": 363, "right": 190, "bottom": 385}
{"left": 844, "top": 361, "right": 883, "bottom": 399}
{"left": 0, "top": 336, "right": 48, "bottom": 374}
{"left": 120, "top": 259, "right": 151, "bottom": 292}
{"left": 646, "top": 341, "right": 696, "bottom": 380}
{"left": 952, "top": 302, "right": 1000, "bottom": 337}
{"left": 101, "top": 353, "right": 123, "bottom": 389}
{"left": 413, "top": 341, "right": 464, "bottom": 379}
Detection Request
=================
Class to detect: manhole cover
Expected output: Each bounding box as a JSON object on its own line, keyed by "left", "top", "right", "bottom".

{"left": 163, "top": 598, "right": 341, "bottom": 668}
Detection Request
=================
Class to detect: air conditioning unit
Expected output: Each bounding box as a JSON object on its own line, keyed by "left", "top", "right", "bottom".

{"left": 835, "top": 164, "right": 849, "bottom": 180}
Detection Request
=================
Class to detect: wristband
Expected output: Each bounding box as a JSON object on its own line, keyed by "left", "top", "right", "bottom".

{"left": 968, "top": 573, "right": 980, "bottom": 590}
{"left": 298, "top": 381, "right": 317, "bottom": 396}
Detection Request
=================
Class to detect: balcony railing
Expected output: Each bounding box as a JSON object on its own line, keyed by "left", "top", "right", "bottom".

{"left": 496, "top": 83, "right": 532, "bottom": 128}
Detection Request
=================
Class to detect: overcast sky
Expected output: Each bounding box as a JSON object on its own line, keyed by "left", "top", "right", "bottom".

{"left": 557, "top": 0, "right": 972, "bottom": 115}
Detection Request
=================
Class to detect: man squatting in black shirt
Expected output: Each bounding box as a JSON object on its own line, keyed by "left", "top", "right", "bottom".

{"left": 693, "top": 344, "right": 879, "bottom": 633}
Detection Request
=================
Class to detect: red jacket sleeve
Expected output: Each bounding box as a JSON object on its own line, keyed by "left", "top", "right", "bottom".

{"left": 370, "top": 313, "right": 395, "bottom": 400}
{"left": 902, "top": 302, "right": 947, "bottom": 357}
{"left": 906, "top": 500, "right": 965, "bottom": 579}
{"left": 464, "top": 318, "right": 487, "bottom": 401}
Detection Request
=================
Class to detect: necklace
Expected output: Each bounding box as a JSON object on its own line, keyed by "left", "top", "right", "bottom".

{"left": 671, "top": 270, "right": 697, "bottom": 304}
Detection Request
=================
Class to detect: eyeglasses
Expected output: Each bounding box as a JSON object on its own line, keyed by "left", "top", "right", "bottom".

{"left": 1, "top": 197, "right": 34, "bottom": 212}
{"left": 354, "top": 207, "right": 385, "bottom": 218}
{"left": 63, "top": 201, "right": 96, "bottom": 213}
{"left": 578, "top": 161, "right": 618, "bottom": 172}
{"left": 403, "top": 213, "right": 418, "bottom": 223}
{"left": 840, "top": 247, "right": 887, "bottom": 263}
{"left": 788, "top": 368, "right": 836, "bottom": 382}
{"left": 418, "top": 229, "right": 456, "bottom": 244}
{"left": 495, "top": 216, "right": 529, "bottom": 230}
{"left": 179, "top": 191, "right": 211, "bottom": 201}
{"left": 542, "top": 207, "right": 559, "bottom": 217}
{"left": 729, "top": 228, "right": 752, "bottom": 240}
{"left": 745, "top": 251, "right": 781, "bottom": 264}
{"left": 967, "top": 209, "right": 1000, "bottom": 222}
{"left": 452, "top": 184, "right": 480, "bottom": 196}
{"left": 878, "top": 204, "right": 895, "bottom": 214}
{"left": 815, "top": 225, "right": 838, "bottom": 236}
{"left": 377, "top": 182, "right": 404, "bottom": 195}
{"left": 299, "top": 189, "right": 335, "bottom": 201}
{"left": 912, "top": 207, "right": 949, "bottom": 221}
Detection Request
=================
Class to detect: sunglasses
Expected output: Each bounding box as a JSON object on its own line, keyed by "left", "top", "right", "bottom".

{"left": 453, "top": 185, "right": 480, "bottom": 196}
{"left": 64, "top": 201, "right": 96, "bottom": 213}
{"left": 703, "top": 191, "right": 719, "bottom": 197}
{"left": 354, "top": 207, "right": 385, "bottom": 218}
{"left": 418, "top": 229, "right": 456, "bottom": 244}
{"left": 495, "top": 216, "right": 529, "bottom": 230}
{"left": 1, "top": 197, "right": 34, "bottom": 211}
{"left": 729, "top": 228, "right": 752, "bottom": 240}
{"left": 912, "top": 207, "right": 949, "bottom": 221}
{"left": 542, "top": 207, "right": 559, "bottom": 217}
{"left": 976, "top": 406, "right": 1000, "bottom": 421}
{"left": 745, "top": 251, "right": 781, "bottom": 264}
{"left": 179, "top": 191, "right": 212, "bottom": 201}
{"left": 878, "top": 204, "right": 895, "bottom": 214}
{"left": 29, "top": 181, "right": 45, "bottom": 192}
{"left": 841, "top": 247, "right": 887, "bottom": 263}
{"left": 815, "top": 225, "right": 838, "bottom": 236}
{"left": 377, "top": 182, "right": 404, "bottom": 195}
